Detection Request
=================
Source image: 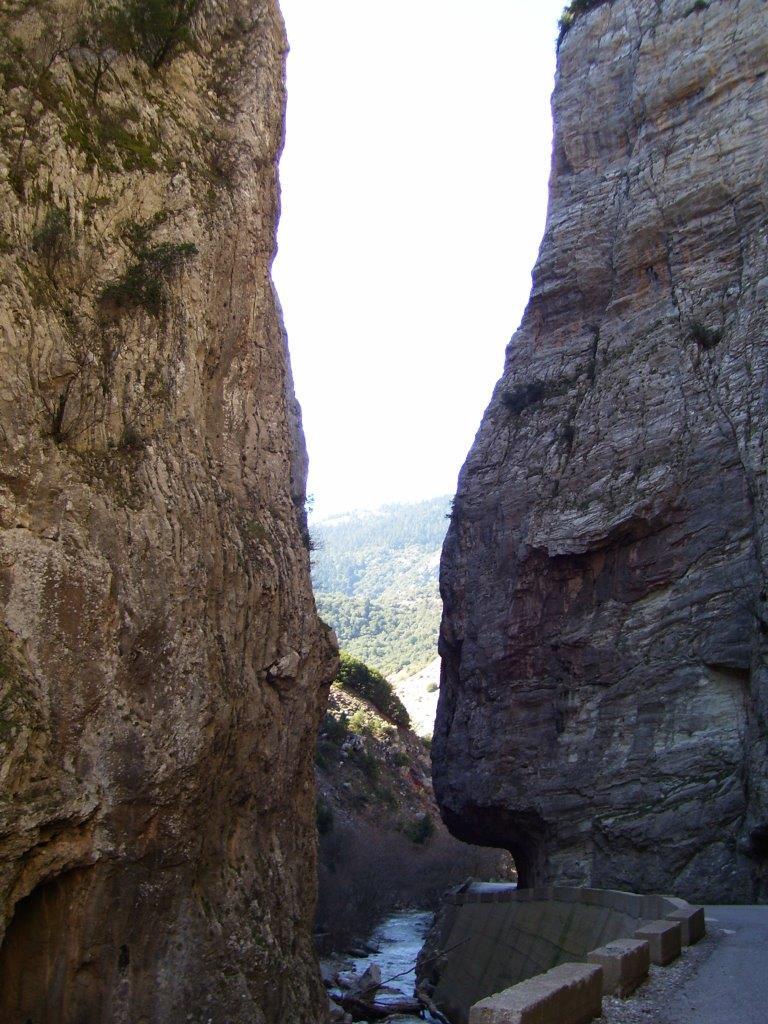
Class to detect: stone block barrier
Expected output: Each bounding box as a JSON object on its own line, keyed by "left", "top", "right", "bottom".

{"left": 666, "top": 905, "right": 706, "bottom": 945}
{"left": 419, "top": 883, "right": 706, "bottom": 1023}
{"left": 469, "top": 963, "right": 603, "bottom": 1024}
{"left": 634, "top": 919, "right": 682, "bottom": 966}
{"left": 586, "top": 937, "right": 650, "bottom": 996}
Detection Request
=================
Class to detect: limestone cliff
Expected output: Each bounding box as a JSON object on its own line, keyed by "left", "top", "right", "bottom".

{"left": 435, "top": 0, "right": 768, "bottom": 903}
{"left": 0, "top": 2, "right": 337, "bottom": 1021}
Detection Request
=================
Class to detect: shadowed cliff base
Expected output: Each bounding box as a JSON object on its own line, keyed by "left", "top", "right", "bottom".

{"left": 434, "top": 0, "right": 768, "bottom": 904}
{"left": 438, "top": 804, "right": 545, "bottom": 891}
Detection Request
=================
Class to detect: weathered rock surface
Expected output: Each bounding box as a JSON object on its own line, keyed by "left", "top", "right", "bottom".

{"left": 435, "top": 0, "right": 768, "bottom": 903}
{"left": 0, "top": 1, "right": 336, "bottom": 1021}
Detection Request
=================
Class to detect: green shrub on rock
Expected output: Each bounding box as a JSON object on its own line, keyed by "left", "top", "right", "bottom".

{"left": 689, "top": 319, "right": 722, "bottom": 350}
{"left": 558, "top": 0, "right": 614, "bottom": 45}
{"left": 347, "top": 709, "right": 369, "bottom": 735}
{"left": 321, "top": 710, "right": 349, "bottom": 745}
{"left": 100, "top": 241, "right": 197, "bottom": 316}
{"left": 102, "top": 0, "right": 199, "bottom": 70}
{"left": 32, "top": 206, "right": 70, "bottom": 278}
{"left": 334, "top": 651, "right": 410, "bottom": 728}
{"left": 351, "top": 746, "right": 379, "bottom": 785}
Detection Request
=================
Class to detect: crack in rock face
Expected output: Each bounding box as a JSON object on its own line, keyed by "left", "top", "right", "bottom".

{"left": 435, "top": 0, "right": 768, "bottom": 903}
{"left": 0, "top": 1, "right": 337, "bottom": 1021}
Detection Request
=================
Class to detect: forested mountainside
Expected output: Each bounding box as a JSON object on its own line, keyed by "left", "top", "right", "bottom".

{"left": 312, "top": 497, "right": 449, "bottom": 678}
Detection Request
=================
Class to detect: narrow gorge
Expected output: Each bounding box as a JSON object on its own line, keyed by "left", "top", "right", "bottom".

{"left": 0, "top": 1, "right": 336, "bottom": 1021}
{"left": 435, "top": 0, "right": 768, "bottom": 904}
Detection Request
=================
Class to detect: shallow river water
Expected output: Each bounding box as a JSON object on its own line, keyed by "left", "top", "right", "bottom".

{"left": 345, "top": 908, "right": 438, "bottom": 1021}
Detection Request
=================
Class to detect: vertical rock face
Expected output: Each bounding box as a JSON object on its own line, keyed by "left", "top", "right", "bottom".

{"left": 0, "top": 2, "right": 337, "bottom": 1021}
{"left": 435, "top": 0, "right": 768, "bottom": 903}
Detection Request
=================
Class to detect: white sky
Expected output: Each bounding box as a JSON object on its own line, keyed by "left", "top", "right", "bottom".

{"left": 274, "top": 1, "right": 566, "bottom": 519}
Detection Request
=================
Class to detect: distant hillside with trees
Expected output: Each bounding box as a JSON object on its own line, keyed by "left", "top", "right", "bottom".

{"left": 312, "top": 496, "right": 449, "bottom": 677}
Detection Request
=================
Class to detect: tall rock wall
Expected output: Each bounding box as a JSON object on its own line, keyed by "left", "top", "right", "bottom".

{"left": 0, "top": 2, "right": 337, "bottom": 1021}
{"left": 435, "top": 0, "right": 768, "bottom": 904}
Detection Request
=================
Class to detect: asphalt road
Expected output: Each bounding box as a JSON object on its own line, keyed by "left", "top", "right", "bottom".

{"left": 661, "top": 905, "right": 768, "bottom": 1024}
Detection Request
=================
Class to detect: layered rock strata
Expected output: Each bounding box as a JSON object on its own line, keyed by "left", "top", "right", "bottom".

{"left": 0, "top": 1, "right": 336, "bottom": 1021}
{"left": 435, "top": 0, "right": 768, "bottom": 903}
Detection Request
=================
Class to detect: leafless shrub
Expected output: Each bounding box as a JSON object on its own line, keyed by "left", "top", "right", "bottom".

{"left": 315, "top": 821, "right": 513, "bottom": 952}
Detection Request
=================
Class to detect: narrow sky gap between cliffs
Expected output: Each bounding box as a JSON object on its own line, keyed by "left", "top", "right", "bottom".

{"left": 274, "top": 0, "right": 565, "bottom": 519}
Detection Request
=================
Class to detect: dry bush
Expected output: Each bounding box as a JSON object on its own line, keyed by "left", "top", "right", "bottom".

{"left": 315, "top": 821, "right": 513, "bottom": 952}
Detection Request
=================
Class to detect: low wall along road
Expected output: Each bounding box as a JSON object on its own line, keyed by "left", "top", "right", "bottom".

{"left": 418, "top": 883, "right": 705, "bottom": 1024}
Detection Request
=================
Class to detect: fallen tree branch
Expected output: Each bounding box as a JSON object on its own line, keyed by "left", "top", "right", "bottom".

{"left": 334, "top": 994, "right": 423, "bottom": 1020}
{"left": 332, "top": 934, "right": 471, "bottom": 1020}
{"left": 416, "top": 986, "right": 451, "bottom": 1024}
{"left": 357, "top": 935, "right": 471, "bottom": 997}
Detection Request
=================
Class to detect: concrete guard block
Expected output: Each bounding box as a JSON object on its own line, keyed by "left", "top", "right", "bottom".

{"left": 666, "top": 906, "right": 706, "bottom": 945}
{"left": 634, "top": 919, "right": 682, "bottom": 965}
{"left": 587, "top": 938, "right": 650, "bottom": 996}
{"left": 469, "top": 962, "right": 603, "bottom": 1024}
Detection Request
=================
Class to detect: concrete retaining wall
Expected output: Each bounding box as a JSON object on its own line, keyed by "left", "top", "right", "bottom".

{"left": 420, "top": 884, "right": 704, "bottom": 1024}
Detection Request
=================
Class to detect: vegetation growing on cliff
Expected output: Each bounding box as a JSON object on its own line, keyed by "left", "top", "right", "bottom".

{"left": 0, "top": 0, "right": 203, "bottom": 199}
{"left": 558, "top": 0, "right": 614, "bottom": 45}
{"left": 101, "top": 241, "right": 198, "bottom": 316}
{"left": 560, "top": 0, "right": 714, "bottom": 41}
{"left": 315, "top": 682, "right": 512, "bottom": 951}
{"left": 0, "top": 0, "right": 224, "bottom": 451}
{"left": 100, "top": 0, "right": 200, "bottom": 70}
{"left": 335, "top": 652, "right": 410, "bottom": 728}
{"left": 31, "top": 206, "right": 70, "bottom": 278}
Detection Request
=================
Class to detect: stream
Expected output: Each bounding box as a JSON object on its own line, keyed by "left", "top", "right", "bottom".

{"left": 326, "top": 909, "right": 438, "bottom": 1022}
{"left": 324, "top": 883, "right": 517, "bottom": 1020}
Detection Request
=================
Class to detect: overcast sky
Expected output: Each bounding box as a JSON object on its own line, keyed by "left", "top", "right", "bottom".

{"left": 274, "top": 0, "right": 566, "bottom": 519}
